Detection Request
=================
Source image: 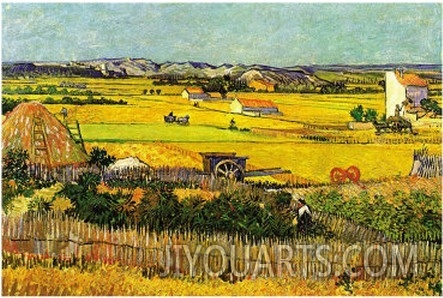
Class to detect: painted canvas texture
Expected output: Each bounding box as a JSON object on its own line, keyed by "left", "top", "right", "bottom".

{"left": 1, "top": 2, "right": 442, "bottom": 296}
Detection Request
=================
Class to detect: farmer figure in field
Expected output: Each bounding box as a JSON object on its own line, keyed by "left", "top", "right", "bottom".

{"left": 295, "top": 198, "right": 312, "bottom": 235}
{"left": 60, "top": 107, "right": 68, "bottom": 121}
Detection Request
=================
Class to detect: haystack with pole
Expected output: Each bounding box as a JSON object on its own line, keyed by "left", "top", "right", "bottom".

{"left": 2, "top": 101, "right": 89, "bottom": 181}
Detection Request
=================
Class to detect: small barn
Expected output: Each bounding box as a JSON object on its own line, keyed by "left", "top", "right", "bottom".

{"left": 181, "top": 87, "right": 211, "bottom": 101}
{"left": 2, "top": 101, "right": 89, "bottom": 181}
{"left": 230, "top": 98, "right": 281, "bottom": 117}
{"left": 248, "top": 80, "right": 275, "bottom": 92}
{"left": 385, "top": 69, "right": 428, "bottom": 120}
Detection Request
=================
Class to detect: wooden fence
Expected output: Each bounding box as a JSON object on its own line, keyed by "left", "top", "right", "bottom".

{"left": 26, "top": 162, "right": 207, "bottom": 187}
{"left": 410, "top": 148, "right": 442, "bottom": 178}
{"left": 312, "top": 211, "right": 387, "bottom": 243}
{"left": 27, "top": 163, "right": 90, "bottom": 182}
{"left": 251, "top": 127, "right": 442, "bottom": 145}
{"left": 25, "top": 162, "right": 304, "bottom": 190}
{"left": 2, "top": 213, "right": 441, "bottom": 280}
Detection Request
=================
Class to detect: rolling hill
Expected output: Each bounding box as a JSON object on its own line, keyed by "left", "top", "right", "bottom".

{"left": 2, "top": 58, "right": 441, "bottom": 88}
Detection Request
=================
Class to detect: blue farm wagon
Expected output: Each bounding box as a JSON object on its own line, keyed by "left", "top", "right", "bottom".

{"left": 199, "top": 152, "right": 290, "bottom": 181}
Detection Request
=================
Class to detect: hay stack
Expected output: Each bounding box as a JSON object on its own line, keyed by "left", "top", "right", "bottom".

{"left": 2, "top": 101, "right": 88, "bottom": 167}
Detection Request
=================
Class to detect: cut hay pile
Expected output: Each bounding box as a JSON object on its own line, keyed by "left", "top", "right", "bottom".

{"left": 107, "top": 156, "right": 149, "bottom": 171}
{"left": 2, "top": 101, "right": 88, "bottom": 167}
{"left": 105, "top": 156, "right": 150, "bottom": 181}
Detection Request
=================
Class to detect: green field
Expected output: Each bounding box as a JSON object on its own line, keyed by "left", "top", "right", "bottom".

{"left": 81, "top": 123, "right": 289, "bottom": 143}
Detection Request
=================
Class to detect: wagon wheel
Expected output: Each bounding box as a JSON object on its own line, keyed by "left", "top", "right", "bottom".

{"left": 391, "top": 121, "right": 401, "bottom": 133}
{"left": 346, "top": 166, "right": 361, "bottom": 183}
{"left": 330, "top": 167, "right": 346, "bottom": 183}
{"left": 214, "top": 160, "right": 244, "bottom": 181}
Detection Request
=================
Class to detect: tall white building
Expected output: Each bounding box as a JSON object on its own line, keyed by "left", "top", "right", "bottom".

{"left": 385, "top": 70, "right": 428, "bottom": 120}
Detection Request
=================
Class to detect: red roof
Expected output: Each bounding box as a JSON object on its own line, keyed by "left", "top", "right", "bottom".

{"left": 185, "top": 87, "right": 205, "bottom": 94}
{"left": 237, "top": 98, "right": 277, "bottom": 108}
{"left": 396, "top": 71, "right": 428, "bottom": 87}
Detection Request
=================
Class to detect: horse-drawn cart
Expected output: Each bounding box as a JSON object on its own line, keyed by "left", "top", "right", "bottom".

{"left": 372, "top": 116, "right": 415, "bottom": 135}
{"left": 164, "top": 113, "right": 190, "bottom": 125}
{"left": 199, "top": 152, "right": 290, "bottom": 181}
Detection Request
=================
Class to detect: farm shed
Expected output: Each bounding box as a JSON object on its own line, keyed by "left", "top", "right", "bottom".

{"left": 248, "top": 79, "right": 275, "bottom": 92}
{"left": 2, "top": 101, "right": 89, "bottom": 181}
{"left": 385, "top": 69, "right": 428, "bottom": 120}
{"left": 230, "top": 98, "right": 281, "bottom": 117}
{"left": 181, "top": 87, "right": 211, "bottom": 101}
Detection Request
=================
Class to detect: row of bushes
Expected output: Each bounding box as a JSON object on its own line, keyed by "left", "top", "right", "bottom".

{"left": 350, "top": 104, "right": 379, "bottom": 122}
{"left": 2, "top": 85, "right": 100, "bottom": 97}
{"left": 15, "top": 170, "right": 441, "bottom": 242}
{"left": 42, "top": 96, "right": 127, "bottom": 105}
{"left": 1, "top": 96, "right": 127, "bottom": 115}
{"left": 307, "top": 189, "right": 441, "bottom": 242}
{"left": 3, "top": 147, "right": 440, "bottom": 242}
{"left": 58, "top": 172, "right": 310, "bottom": 239}
{"left": 2, "top": 97, "right": 29, "bottom": 114}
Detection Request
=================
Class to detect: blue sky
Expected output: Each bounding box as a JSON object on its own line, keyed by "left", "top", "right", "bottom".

{"left": 2, "top": 2, "right": 441, "bottom": 66}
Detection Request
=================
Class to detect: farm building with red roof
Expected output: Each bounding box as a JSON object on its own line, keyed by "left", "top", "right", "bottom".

{"left": 230, "top": 98, "right": 281, "bottom": 117}
{"left": 181, "top": 87, "right": 211, "bottom": 101}
{"left": 385, "top": 69, "right": 428, "bottom": 120}
{"left": 2, "top": 101, "right": 89, "bottom": 181}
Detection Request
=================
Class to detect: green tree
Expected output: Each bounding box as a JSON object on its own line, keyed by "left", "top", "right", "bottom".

{"left": 23, "top": 85, "right": 34, "bottom": 94}
{"left": 2, "top": 148, "right": 30, "bottom": 212}
{"left": 2, "top": 97, "right": 23, "bottom": 114}
{"left": 204, "top": 77, "right": 228, "bottom": 99}
{"left": 364, "top": 108, "right": 378, "bottom": 122}
{"left": 47, "top": 85, "right": 58, "bottom": 95}
{"left": 42, "top": 97, "right": 56, "bottom": 104}
{"left": 34, "top": 85, "right": 44, "bottom": 94}
{"left": 350, "top": 105, "right": 365, "bottom": 122}
{"left": 2, "top": 147, "right": 30, "bottom": 184}
{"left": 88, "top": 147, "right": 116, "bottom": 170}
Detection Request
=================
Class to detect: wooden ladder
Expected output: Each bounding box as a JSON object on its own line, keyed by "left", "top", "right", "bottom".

{"left": 66, "top": 120, "right": 86, "bottom": 152}
{"left": 32, "top": 117, "right": 51, "bottom": 166}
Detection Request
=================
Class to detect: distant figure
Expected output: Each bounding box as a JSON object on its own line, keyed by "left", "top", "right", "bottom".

{"left": 295, "top": 199, "right": 312, "bottom": 235}
{"left": 395, "top": 104, "right": 402, "bottom": 117}
{"left": 229, "top": 118, "right": 237, "bottom": 130}
{"left": 60, "top": 107, "right": 68, "bottom": 120}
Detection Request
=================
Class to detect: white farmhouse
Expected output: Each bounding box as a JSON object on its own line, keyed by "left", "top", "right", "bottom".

{"left": 230, "top": 98, "right": 281, "bottom": 117}
{"left": 181, "top": 87, "right": 210, "bottom": 101}
{"left": 385, "top": 70, "right": 428, "bottom": 120}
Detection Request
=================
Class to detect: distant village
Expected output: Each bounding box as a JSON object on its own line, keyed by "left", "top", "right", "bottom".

{"left": 181, "top": 69, "right": 433, "bottom": 121}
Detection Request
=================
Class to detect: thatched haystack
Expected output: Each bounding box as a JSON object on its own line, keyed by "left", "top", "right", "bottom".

{"left": 2, "top": 102, "right": 88, "bottom": 179}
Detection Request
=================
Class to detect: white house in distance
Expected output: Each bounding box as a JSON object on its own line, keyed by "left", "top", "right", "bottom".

{"left": 385, "top": 69, "right": 428, "bottom": 120}
{"left": 230, "top": 98, "right": 281, "bottom": 117}
{"left": 181, "top": 87, "right": 211, "bottom": 101}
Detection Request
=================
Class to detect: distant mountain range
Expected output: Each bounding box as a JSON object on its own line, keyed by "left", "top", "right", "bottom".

{"left": 2, "top": 58, "right": 441, "bottom": 86}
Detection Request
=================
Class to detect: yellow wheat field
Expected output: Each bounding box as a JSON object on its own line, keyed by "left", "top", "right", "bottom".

{"left": 84, "top": 140, "right": 440, "bottom": 184}
{"left": 84, "top": 142, "right": 202, "bottom": 169}
{"left": 4, "top": 77, "right": 442, "bottom": 184}
{"left": 2, "top": 265, "right": 439, "bottom": 296}
{"left": 169, "top": 142, "right": 441, "bottom": 183}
